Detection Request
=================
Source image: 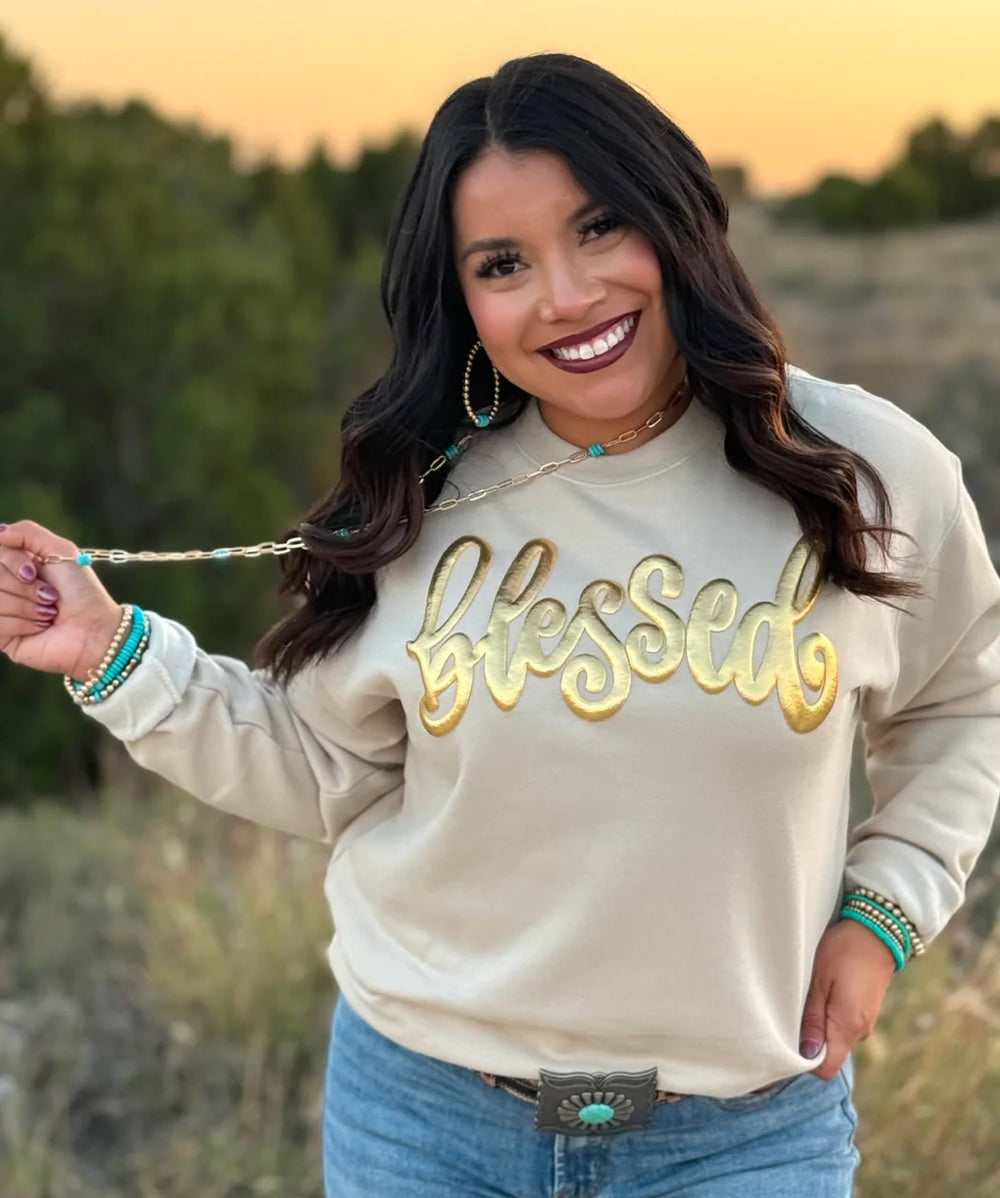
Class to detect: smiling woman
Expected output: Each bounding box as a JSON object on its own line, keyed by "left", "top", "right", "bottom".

{"left": 255, "top": 52, "right": 923, "bottom": 687}
{"left": 452, "top": 149, "right": 686, "bottom": 440}
{"left": 8, "top": 48, "right": 1000, "bottom": 1198}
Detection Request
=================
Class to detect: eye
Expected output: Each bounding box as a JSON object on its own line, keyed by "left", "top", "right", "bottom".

{"left": 472, "top": 212, "right": 625, "bottom": 281}
{"left": 581, "top": 212, "right": 624, "bottom": 239}
{"left": 475, "top": 250, "right": 523, "bottom": 280}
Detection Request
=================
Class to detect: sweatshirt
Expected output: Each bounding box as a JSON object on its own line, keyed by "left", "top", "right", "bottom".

{"left": 79, "top": 364, "right": 1000, "bottom": 1096}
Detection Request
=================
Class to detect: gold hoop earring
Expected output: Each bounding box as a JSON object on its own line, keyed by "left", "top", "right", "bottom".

{"left": 463, "top": 340, "right": 501, "bottom": 428}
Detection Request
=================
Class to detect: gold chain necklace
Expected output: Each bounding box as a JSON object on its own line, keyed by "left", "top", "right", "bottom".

{"left": 40, "top": 385, "right": 687, "bottom": 567}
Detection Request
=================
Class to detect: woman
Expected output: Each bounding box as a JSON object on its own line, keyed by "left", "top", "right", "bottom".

{"left": 2, "top": 52, "right": 998, "bottom": 1198}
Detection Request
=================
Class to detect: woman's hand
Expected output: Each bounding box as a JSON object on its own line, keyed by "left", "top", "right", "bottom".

{"left": 799, "top": 917, "right": 898, "bottom": 1080}
{"left": 0, "top": 520, "right": 125, "bottom": 681}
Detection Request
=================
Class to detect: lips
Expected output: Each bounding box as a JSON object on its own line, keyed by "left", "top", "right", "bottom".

{"left": 542, "top": 311, "right": 641, "bottom": 374}
{"left": 537, "top": 311, "right": 640, "bottom": 353}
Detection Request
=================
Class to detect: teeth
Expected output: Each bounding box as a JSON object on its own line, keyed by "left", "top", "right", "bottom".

{"left": 550, "top": 314, "right": 636, "bottom": 361}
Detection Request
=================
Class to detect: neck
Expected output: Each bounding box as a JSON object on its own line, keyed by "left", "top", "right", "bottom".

{"left": 535, "top": 363, "right": 692, "bottom": 455}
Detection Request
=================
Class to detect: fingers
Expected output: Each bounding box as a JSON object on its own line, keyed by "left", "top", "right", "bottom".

{"left": 0, "top": 520, "right": 80, "bottom": 585}
{"left": 0, "top": 591, "right": 59, "bottom": 644}
{"left": 799, "top": 981, "right": 828, "bottom": 1066}
{"left": 812, "top": 998, "right": 863, "bottom": 1080}
{"left": 811, "top": 1037, "right": 850, "bottom": 1082}
{"left": 0, "top": 559, "right": 61, "bottom": 603}
{"left": 0, "top": 519, "right": 81, "bottom": 562}
{"left": 0, "top": 555, "right": 62, "bottom": 610}
{"left": 0, "top": 525, "right": 65, "bottom": 640}
{"left": 801, "top": 982, "right": 869, "bottom": 1082}
{"left": 0, "top": 607, "right": 57, "bottom": 639}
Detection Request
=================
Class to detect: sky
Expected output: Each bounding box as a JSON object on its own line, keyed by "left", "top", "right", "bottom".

{"left": 1, "top": 0, "right": 997, "bottom": 197}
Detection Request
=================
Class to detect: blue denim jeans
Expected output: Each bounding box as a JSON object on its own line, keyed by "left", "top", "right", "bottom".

{"left": 323, "top": 994, "right": 861, "bottom": 1197}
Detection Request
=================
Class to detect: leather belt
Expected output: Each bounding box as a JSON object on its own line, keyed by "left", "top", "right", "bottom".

{"left": 478, "top": 1070, "right": 686, "bottom": 1107}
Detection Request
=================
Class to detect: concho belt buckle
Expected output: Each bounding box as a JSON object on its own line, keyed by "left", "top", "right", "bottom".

{"left": 533, "top": 1066, "right": 658, "bottom": 1136}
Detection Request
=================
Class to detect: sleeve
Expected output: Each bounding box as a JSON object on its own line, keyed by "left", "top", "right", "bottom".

{"left": 848, "top": 456, "right": 1000, "bottom": 943}
{"left": 78, "top": 609, "right": 407, "bottom": 845}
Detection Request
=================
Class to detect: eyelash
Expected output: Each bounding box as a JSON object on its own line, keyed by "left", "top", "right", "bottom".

{"left": 474, "top": 213, "right": 624, "bottom": 280}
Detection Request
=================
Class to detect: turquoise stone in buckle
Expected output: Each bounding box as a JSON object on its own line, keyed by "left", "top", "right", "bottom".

{"left": 578, "top": 1102, "right": 616, "bottom": 1124}
{"left": 534, "top": 1067, "right": 658, "bottom": 1136}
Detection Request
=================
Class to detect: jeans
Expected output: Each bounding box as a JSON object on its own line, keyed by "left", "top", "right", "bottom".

{"left": 322, "top": 994, "right": 861, "bottom": 1197}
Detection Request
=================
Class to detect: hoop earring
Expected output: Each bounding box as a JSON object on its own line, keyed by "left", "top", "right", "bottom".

{"left": 463, "top": 340, "right": 501, "bottom": 428}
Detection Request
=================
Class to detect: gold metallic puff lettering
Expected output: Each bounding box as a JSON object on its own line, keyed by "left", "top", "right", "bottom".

{"left": 406, "top": 536, "right": 492, "bottom": 736}
{"left": 406, "top": 535, "right": 838, "bottom": 736}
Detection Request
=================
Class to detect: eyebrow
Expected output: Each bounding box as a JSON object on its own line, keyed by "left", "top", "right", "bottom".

{"left": 458, "top": 200, "right": 604, "bottom": 263}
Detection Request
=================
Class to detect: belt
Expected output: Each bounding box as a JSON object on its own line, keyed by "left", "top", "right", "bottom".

{"left": 477, "top": 1067, "right": 781, "bottom": 1137}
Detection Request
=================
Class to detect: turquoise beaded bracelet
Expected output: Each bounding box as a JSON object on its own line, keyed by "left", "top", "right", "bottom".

{"left": 842, "top": 894, "right": 912, "bottom": 958}
{"left": 68, "top": 606, "right": 147, "bottom": 696}
{"left": 849, "top": 887, "right": 925, "bottom": 956}
{"left": 65, "top": 606, "right": 150, "bottom": 706}
{"left": 839, "top": 907, "right": 907, "bottom": 971}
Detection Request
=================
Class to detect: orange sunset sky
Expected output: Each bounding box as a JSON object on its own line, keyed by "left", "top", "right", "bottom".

{"left": 1, "top": 0, "right": 996, "bottom": 197}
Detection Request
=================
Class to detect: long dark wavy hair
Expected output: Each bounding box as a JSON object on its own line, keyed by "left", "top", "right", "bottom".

{"left": 254, "top": 52, "right": 921, "bottom": 686}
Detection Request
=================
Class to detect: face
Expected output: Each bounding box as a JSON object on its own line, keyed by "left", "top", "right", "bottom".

{"left": 452, "top": 147, "right": 687, "bottom": 446}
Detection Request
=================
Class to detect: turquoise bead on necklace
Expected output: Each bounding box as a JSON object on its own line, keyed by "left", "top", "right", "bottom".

{"left": 42, "top": 378, "right": 688, "bottom": 568}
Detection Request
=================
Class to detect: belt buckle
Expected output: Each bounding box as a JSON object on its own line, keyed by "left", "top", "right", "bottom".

{"left": 533, "top": 1067, "right": 658, "bottom": 1136}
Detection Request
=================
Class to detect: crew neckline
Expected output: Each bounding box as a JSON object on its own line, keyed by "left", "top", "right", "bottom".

{"left": 508, "top": 391, "right": 722, "bottom": 486}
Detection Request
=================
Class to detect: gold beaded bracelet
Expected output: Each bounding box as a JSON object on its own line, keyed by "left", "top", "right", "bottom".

{"left": 843, "top": 887, "right": 925, "bottom": 957}
{"left": 70, "top": 627, "right": 150, "bottom": 705}
{"left": 851, "top": 887, "right": 925, "bottom": 955}
{"left": 62, "top": 604, "right": 134, "bottom": 701}
{"left": 841, "top": 897, "right": 911, "bottom": 957}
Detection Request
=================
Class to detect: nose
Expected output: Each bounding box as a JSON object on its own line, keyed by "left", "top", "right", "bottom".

{"left": 537, "top": 256, "right": 606, "bottom": 324}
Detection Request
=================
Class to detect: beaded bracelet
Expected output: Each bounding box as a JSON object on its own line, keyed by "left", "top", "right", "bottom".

{"left": 63, "top": 605, "right": 150, "bottom": 706}
{"left": 845, "top": 887, "right": 925, "bottom": 956}
{"left": 841, "top": 895, "right": 912, "bottom": 958}
{"left": 64, "top": 605, "right": 144, "bottom": 700}
{"left": 838, "top": 887, "right": 925, "bottom": 971}
{"left": 69, "top": 625, "right": 149, "bottom": 705}
{"left": 840, "top": 907, "right": 908, "bottom": 971}
{"left": 84, "top": 610, "right": 149, "bottom": 703}
{"left": 63, "top": 604, "right": 134, "bottom": 698}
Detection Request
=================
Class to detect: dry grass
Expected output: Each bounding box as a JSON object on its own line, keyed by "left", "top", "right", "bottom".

{"left": 0, "top": 789, "right": 331, "bottom": 1197}
{"left": 0, "top": 783, "right": 997, "bottom": 1197}
{"left": 729, "top": 201, "right": 1000, "bottom": 402}
{"left": 853, "top": 928, "right": 1000, "bottom": 1196}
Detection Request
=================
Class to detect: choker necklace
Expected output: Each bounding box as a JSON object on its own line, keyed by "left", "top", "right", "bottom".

{"left": 40, "top": 376, "right": 690, "bottom": 567}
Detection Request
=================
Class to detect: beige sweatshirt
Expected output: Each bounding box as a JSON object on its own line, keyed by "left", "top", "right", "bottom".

{"left": 80, "top": 364, "right": 1000, "bottom": 1096}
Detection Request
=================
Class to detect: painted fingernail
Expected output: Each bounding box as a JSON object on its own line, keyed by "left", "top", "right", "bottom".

{"left": 19, "top": 563, "right": 36, "bottom": 581}
{"left": 800, "top": 1040, "right": 823, "bottom": 1059}
{"left": 37, "top": 605, "right": 58, "bottom": 618}
{"left": 38, "top": 585, "right": 59, "bottom": 603}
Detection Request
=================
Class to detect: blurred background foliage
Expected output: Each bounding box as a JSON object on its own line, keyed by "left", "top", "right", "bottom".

{"left": 1, "top": 30, "right": 999, "bottom": 798}
{"left": 0, "top": 32, "right": 413, "bottom": 797}
{"left": 1, "top": 29, "right": 999, "bottom": 1197}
